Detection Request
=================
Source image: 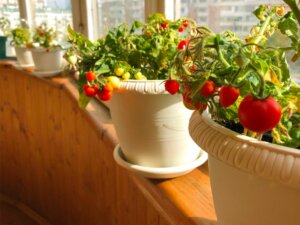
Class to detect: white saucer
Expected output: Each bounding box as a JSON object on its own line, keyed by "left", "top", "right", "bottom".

{"left": 113, "top": 144, "right": 208, "bottom": 179}
{"left": 12, "top": 61, "right": 34, "bottom": 70}
{"left": 32, "top": 69, "right": 63, "bottom": 77}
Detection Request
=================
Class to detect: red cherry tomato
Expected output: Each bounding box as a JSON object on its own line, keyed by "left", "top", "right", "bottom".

{"left": 200, "top": 80, "right": 216, "bottom": 97}
{"left": 103, "top": 82, "right": 114, "bottom": 92}
{"left": 83, "top": 84, "right": 97, "bottom": 97}
{"left": 97, "top": 90, "right": 113, "bottom": 101}
{"left": 178, "top": 40, "right": 188, "bottom": 50}
{"left": 183, "top": 91, "right": 207, "bottom": 111}
{"left": 219, "top": 85, "right": 240, "bottom": 108}
{"left": 86, "top": 71, "right": 96, "bottom": 81}
{"left": 182, "top": 20, "right": 189, "bottom": 27}
{"left": 161, "top": 22, "right": 168, "bottom": 29}
{"left": 165, "top": 80, "right": 180, "bottom": 95}
{"left": 238, "top": 95, "right": 282, "bottom": 133}
{"left": 178, "top": 27, "right": 184, "bottom": 32}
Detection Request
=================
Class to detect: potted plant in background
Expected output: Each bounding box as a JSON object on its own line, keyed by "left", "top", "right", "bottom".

{"left": 0, "top": 17, "right": 11, "bottom": 59}
{"left": 65, "top": 14, "right": 208, "bottom": 178}
{"left": 30, "top": 22, "right": 65, "bottom": 75}
{"left": 171, "top": 1, "right": 300, "bottom": 225}
{"left": 10, "top": 25, "right": 34, "bottom": 67}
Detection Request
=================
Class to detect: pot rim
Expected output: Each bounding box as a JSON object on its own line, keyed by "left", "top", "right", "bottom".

{"left": 200, "top": 110, "right": 300, "bottom": 154}
{"left": 116, "top": 79, "right": 170, "bottom": 95}
{"left": 30, "top": 47, "right": 62, "bottom": 53}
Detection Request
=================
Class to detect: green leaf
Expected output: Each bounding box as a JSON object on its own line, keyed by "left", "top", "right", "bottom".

{"left": 278, "top": 13, "right": 299, "bottom": 36}
{"left": 130, "top": 20, "right": 144, "bottom": 33}
{"left": 253, "top": 5, "right": 267, "bottom": 20}
{"left": 97, "top": 64, "right": 111, "bottom": 74}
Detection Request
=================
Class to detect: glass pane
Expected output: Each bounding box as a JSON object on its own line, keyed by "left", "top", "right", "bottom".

{"left": 94, "top": 0, "right": 145, "bottom": 38}
{"left": 0, "top": 0, "right": 20, "bottom": 31}
{"left": 175, "top": 0, "right": 299, "bottom": 82}
{"left": 32, "top": 0, "right": 72, "bottom": 41}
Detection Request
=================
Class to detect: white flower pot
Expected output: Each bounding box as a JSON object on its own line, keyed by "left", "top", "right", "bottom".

{"left": 189, "top": 111, "right": 300, "bottom": 225}
{"left": 14, "top": 46, "right": 34, "bottom": 67}
{"left": 110, "top": 80, "right": 201, "bottom": 168}
{"left": 31, "top": 47, "right": 63, "bottom": 71}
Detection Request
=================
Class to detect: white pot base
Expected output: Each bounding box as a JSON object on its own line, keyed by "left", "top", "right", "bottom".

{"left": 113, "top": 144, "right": 208, "bottom": 179}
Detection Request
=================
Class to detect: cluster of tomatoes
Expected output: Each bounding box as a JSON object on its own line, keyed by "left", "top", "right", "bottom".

{"left": 83, "top": 71, "right": 115, "bottom": 101}
{"left": 161, "top": 19, "right": 189, "bottom": 32}
{"left": 164, "top": 79, "right": 282, "bottom": 134}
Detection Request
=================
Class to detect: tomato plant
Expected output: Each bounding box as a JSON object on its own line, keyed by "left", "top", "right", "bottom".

{"left": 171, "top": 3, "right": 300, "bottom": 148}
{"left": 66, "top": 13, "right": 196, "bottom": 107}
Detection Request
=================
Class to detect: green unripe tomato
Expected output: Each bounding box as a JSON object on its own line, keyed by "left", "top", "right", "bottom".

{"left": 122, "top": 72, "right": 131, "bottom": 80}
{"left": 114, "top": 68, "right": 124, "bottom": 76}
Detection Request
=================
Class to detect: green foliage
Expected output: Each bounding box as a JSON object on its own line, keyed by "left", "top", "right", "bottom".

{"left": 32, "top": 23, "right": 60, "bottom": 49}
{"left": 10, "top": 27, "right": 31, "bottom": 47}
{"left": 66, "top": 14, "right": 194, "bottom": 80}
{"left": 0, "top": 17, "right": 11, "bottom": 36}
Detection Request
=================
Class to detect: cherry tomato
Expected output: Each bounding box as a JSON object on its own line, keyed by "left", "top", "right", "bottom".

{"left": 107, "top": 76, "right": 121, "bottom": 88}
{"left": 67, "top": 55, "right": 77, "bottom": 65}
{"left": 165, "top": 80, "right": 180, "bottom": 95}
{"left": 134, "top": 72, "right": 147, "bottom": 80}
{"left": 238, "top": 95, "right": 282, "bottom": 133}
{"left": 200, "top": 80, "right": 216, "bottom": 97}
{"left": 114, "top": 67, "right": 124, "bottom": 76}
{"left": 122, "top": 72, "right": 131, "bottom": 80}
{"left": 161, "top": 22, "right": 168, "bottom": 29}
{"left": 83, "top": 84, "right": 97, "bottom": 97}
{"left": 276, "top": 6, "right": 285, "bottom": 15}
{"left": 219, "top": 85, "right": 240, "bottom": 108}
{"left": 183, "top": 91, "right": 207, "bottom": 111}
{"left": 86, "top": 71, "right": 96, "bottom": 81}
{"left": 103, "top": 82, "right": 113, "bottom": 92}
{"left": 178, "top": 27, "right": 184, "bottom": 32}
{"left": 178, "top": 40, "right": 188, "bottom": 50}
{"left": 97, "top": 90, "right": 113, "bottom": 101}
{"left": 182, "top": 20, "right": 189, "bottom": 27}
{"left": 189, "top": 65, "right": 197, "bottom": 73}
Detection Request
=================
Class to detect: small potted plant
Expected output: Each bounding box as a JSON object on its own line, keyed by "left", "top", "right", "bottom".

{"left": 30, "top": 23, "right": 64, "bottom": 73}
{"left": 171, "top": 1, "right": 300, "bottom": 225}
{"left": 0, "top": 17, "right": 11, "bottom": 59}
{"left": 65, "top": 14, "right": 207, "bottom": 178}
{"left": 10, "top": 25, "right": 34, "bottom": 67}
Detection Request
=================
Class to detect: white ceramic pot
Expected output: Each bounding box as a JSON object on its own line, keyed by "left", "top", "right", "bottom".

{"left": 110, "top": 80, "right": 201, "bottom": 168}
{"left": 31, "top": 47, "right": 63, "bottom": 71}
{"left": 14, "top": 46, "right": 34, "bottom": 67}
{"left": 189, "top": 111, "right": 300, "bottom": 225}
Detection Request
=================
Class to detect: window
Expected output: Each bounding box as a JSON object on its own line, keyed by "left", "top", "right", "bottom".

{"left": 92, "top": 0, "right": 145, "bottom": 39}
{"left": 31, "top": 0, "right": 72, "bottom": 41}
{"left": 0, "top": 0, "right": 19, "bottom": 28}
{"left": 175, "top": 0, "right": 299, "bottom": 81}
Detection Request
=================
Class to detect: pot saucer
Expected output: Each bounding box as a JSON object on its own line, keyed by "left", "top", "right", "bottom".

{"left": 12, "top": 62, "right": 34, "bottom": 70}
{"left": 32, "top": 69, "right": 63, "bottom": 77}
{"left": 113, "top": 144, "right": 208, "bottom": 179}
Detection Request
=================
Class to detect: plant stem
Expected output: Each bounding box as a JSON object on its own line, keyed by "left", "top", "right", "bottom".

{"left": 214, "top": 36, "right": 230, "bottom": 68}
{"left": 249, "top": 64, "right": 265, "bottom": 98}
{"left": 253, "top": 15, "right": 271, "bottom": 45}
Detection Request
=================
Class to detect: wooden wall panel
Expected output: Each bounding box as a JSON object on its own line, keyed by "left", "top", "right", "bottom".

{"left": 0, "top": 65, "right": 173, "bottom": 225}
